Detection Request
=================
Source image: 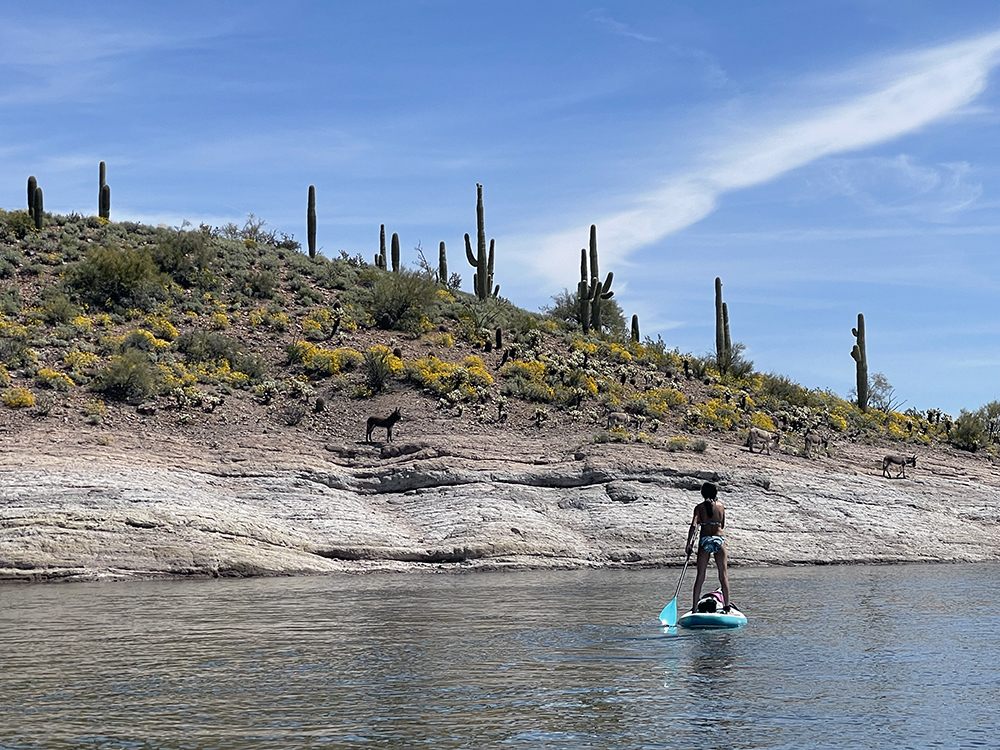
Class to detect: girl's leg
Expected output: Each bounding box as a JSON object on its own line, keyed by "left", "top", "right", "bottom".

{"left": 715, "top": 546, "right": 730, "bottom": 608}
{"left": 691, "top": 547, "right": 709, "bottom": 611}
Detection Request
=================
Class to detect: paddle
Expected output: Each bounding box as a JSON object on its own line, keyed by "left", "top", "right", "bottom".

{"left": 658, "top": 550, "right": 692, "bottom": 626}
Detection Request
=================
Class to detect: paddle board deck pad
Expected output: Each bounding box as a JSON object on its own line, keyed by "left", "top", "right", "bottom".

{"left": 677, "top": 608, "right": 746, "bottom": 629}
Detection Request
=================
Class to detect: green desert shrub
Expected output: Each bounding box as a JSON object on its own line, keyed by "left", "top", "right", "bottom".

{"left": 0, "top": 210, "right": 35, "bottom": 240}
{"left": 370, "top": 269, "right": 437, "bottom": 332}
{"left": 67, "top": 245, "right": 170, "bottom": 312}
{"left": 150, "top": 229, "right": 217, "bottom": 288}
{"left": 174, "top": 330, "right": 265, "bottom": 381}
{"left": 950, "top": 410, "right": 985, "bottom": 452}
{"left": 92, "top": 349, "right": 160, "bottom": 401}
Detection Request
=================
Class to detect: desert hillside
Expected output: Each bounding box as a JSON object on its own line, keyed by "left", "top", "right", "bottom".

{"left": 0, "top": 208, "right": 997, "bottom": 582}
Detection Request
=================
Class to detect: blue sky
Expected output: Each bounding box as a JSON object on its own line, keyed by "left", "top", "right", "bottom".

{"left": 4, "top": 1, "right": 1000, "bottom": 415}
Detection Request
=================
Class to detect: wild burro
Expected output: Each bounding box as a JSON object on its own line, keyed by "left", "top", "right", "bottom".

{"left": 803, "top": 431, "right": 829, "bottom": 457}
{"left": 882, "top": 454, "right": 916, "bottom": 479}
{"left": 366, "top": 407, "right": 402, "bottom": 443}
{"left": 747, "top": 427, "right": 778, "bottom": 455}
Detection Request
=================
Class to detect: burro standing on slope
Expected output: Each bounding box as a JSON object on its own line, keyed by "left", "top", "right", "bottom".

{"left": 685, "top": 482, "right": 732, "bottom": 613}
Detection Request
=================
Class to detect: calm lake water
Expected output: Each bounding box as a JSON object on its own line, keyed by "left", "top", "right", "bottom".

{"left": 1, "top": 564, "right": 998, "bottom": 749}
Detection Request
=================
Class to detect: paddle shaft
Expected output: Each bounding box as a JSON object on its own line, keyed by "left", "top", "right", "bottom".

{"left": 671, "top": 551, "right": 692, "bottom": 602}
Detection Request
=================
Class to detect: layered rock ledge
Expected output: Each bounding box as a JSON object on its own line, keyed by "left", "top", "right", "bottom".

{"left": 2, "top": 423, "right": 999, "bottom": 583}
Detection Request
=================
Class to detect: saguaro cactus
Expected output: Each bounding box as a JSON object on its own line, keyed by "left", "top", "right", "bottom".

{"left": 98, "top": 162, "right": 106, "bottom": 217}
{"left": 100, "top": 184, "right": 111, "bottom": 220}
{"left": 578, "top": 224, "right": 614, "bottom": 334}
{"left": 851, "top": 313, "right": 868, "bottom": 413}
{"left": 27, "top": 176, "right": 37, "bottom": 217}
{"left": 438, "top": 241, "right": 448, "bottom": 283}
{"left": 631, "top": 314, "right": 640, "bottom": 343}
{"left": 375, "top": 224, "right": 387, "bottom": 269}
{"left": 307, "top": 185, "right": 317, "bottom": 258}
{"left": 391, "top": 232, "right": 400, "bottom": 273}
{"left": 714, "top": 277, "right": 733, "bottom": 375}
{"left": 32, "top": 187, "right": 43, "bottom": 230}
{"left": 465, "top": 183, "right": 498, "bottom": 300}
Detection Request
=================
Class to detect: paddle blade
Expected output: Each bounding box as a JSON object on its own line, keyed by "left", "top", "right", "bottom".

{"left": 659, "top": 598, "right": 678, "bottom": 627}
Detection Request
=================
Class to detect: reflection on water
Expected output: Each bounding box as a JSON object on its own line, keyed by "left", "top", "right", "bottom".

{"left": 1, "top": 564, "right": 998, "bottom": 749}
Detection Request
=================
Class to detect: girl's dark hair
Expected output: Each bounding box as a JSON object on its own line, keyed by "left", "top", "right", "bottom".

{"left": 701, "top": 482, "right": 717, "bottom": 518}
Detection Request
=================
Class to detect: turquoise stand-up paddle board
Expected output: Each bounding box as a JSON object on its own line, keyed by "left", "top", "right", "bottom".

{"left": 676, "top": 591, "right": 747, "bottom": 629}
{"left": 677, "top": 607, "right": 747, "bottom": 629}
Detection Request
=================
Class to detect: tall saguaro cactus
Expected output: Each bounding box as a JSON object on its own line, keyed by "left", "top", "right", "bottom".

{"left": 98, "top": 162, "right": 106, "bottom": 218}
{"left": 715, "top": 277, "right": 732, "bottom": 375}
{"left": 851, "top": 313, "right": 869, "bottom": 413}
{"left": 98, "top": 162, "right": 111, "bottom": 219}
{"left": 631, "top": 314, "right": 640, "bottom": 343}
{"left": 27, "top": 176, "right": 37, "bottom": 217}
{"left": 465, "top": 183, "right": 498, "bottom": 300}
{"left": 307, "top": 185, "right": 317, "bottom": 258}
{"left": 391, "top": 232, "right": 400, "bottom": 273}
{"left": 438, "top": 241, "right": 448, "bottom": 283}
{"left": 578, "top": 224, "right": 614, "bottom": 334}
{"left": 375, "top": 225, "right": 387, "bottom": 269}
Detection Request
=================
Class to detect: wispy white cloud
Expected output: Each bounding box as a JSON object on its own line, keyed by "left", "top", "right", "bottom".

{"left": 818, "top": 155, "right": 982, "bottom": 221}
{"left": 587, "top": 10, "right": 660, "bottom": 44}
{"left": 513, "top": 28, "right": 1000, "bottom": 283}
{"left": 0, "top": 18, "right": 232, "bottom": 106}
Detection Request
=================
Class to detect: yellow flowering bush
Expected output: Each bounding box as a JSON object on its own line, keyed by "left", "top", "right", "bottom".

{"left": 366, "top": 346, "right": 405, "bottom": 375}
{"left": 568, "top": 339, "right": 598, "bottom": 357}
{"left": 122, "top": 329, "right": 171, "bottom": 351}
{"left": 3, "top": 387, "right": 35, "bottom": 408}
{"left": 405, "top": 355, "right": 492, "bottom": 401}
{"left": 750, "top": 411, "right": 777, "bottom": 432}
{"left": 828, "top": 408, "right": 849, "bottom": 432}
{"left": 249, "top": 308, "right": 290, "bottom": 331}
{"left": 156, "top": 361, "right": 199, "bottom": 390}
{"left": 686, "top": 398, "right": 741, "bottom": 431}
{"left": 209, "top": 312, "right": 230, "bottom": 330}
{"left": 499, "top": 359, "right": 554, "bottom": 402}
{"left": 144, "top": 315, "right": 178, "bottom": 341}
{"left": 288, "top": 341, "right": 363, "bottom": 378}
{"left": 36, "top": 368, "right": 75, "bottom": 391}
{"left": 629, "top": 387, "right": 686, "bottom": 418}
{"left": 0, "top": 364, "right": 9, "bottom": 387}
{"left": 64, "top": 350, "right": 100, "bottom": 380}
{"left": 71, "top": 315, "right": 94, "bottom": 333}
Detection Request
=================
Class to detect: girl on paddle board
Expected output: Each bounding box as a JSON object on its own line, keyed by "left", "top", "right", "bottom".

{"left": 685, "top": 482, "right": 731, "bottom": 613}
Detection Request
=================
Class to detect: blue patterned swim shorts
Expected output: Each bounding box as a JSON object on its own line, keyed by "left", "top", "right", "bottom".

{"left": 699, "top": 536, "right": 725, "bottom": 553}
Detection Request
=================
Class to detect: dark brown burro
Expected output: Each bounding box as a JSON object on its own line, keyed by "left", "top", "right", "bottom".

{"left": 882, "top": 454, "right": 916, "bottom": 478}
{"left": 366, "top": 407, "right": 402, "bottom": 443}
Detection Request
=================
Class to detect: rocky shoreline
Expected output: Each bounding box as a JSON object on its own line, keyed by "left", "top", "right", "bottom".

{"left": 2, "top": 422, "right": 999, "bottom": 583}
